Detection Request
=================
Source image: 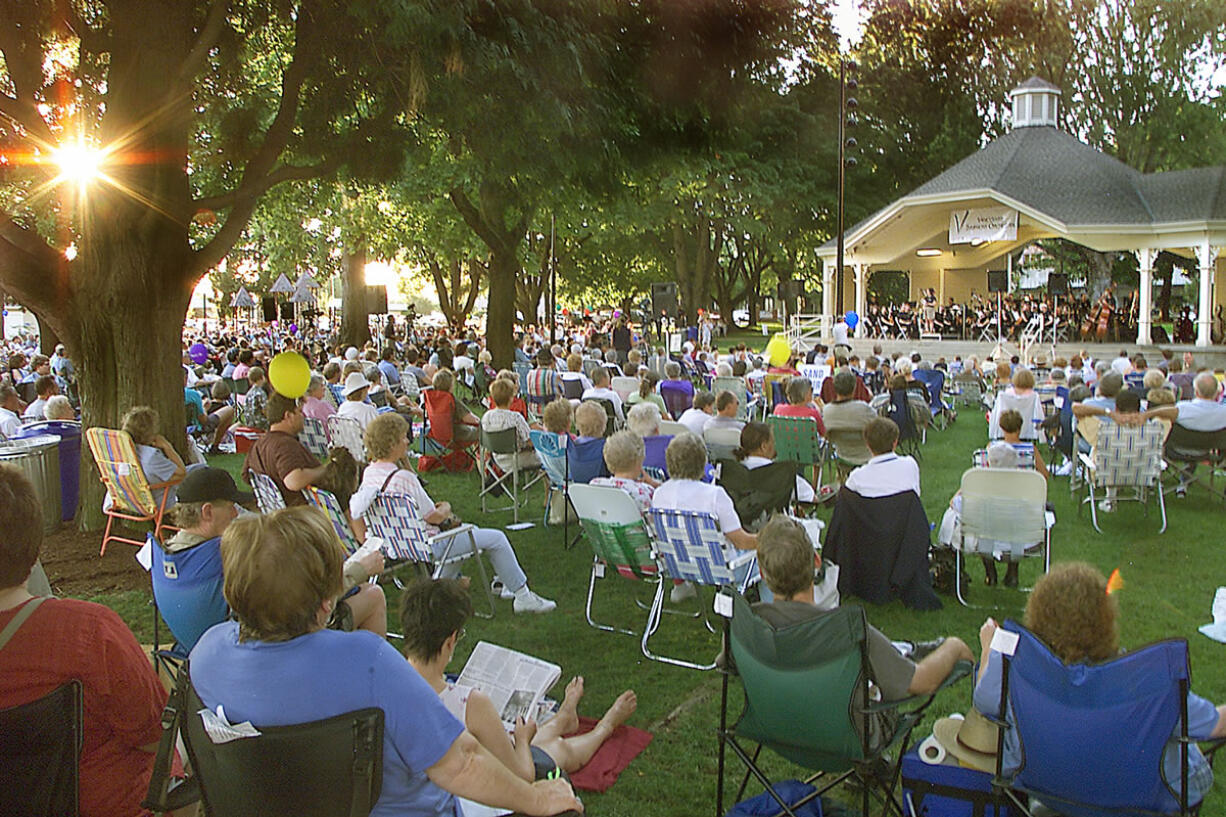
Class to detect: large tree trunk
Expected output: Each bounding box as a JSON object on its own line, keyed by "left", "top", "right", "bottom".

{"left": 36, "top": 312, "right": 59, "bottom": 356}
{"left": 672, "top": 214, "right": 722, "bottom": 324}
{"left": 487, "top": 249, "right": 519, "bottom": 370}
{"left": 339, "top": 243, "right": 370, "bottom": 349}
{"left": 429, "top": 256, "right": 483, "bottom": 330}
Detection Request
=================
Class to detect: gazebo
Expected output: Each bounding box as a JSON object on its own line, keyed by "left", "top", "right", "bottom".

{"left": 817, "top": 78, "right": 1226, "bottom": 346}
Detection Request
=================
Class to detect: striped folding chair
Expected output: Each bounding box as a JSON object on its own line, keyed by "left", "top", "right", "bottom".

{"left": 302, "top": 485, "right": 362, "bottom": 556}
{"left": 327, "top": 415, "right": 367, "bottom": 464}
{"left": 643, "top": 507, "right": 757, "bottom": 670}
{"left": 972, "top": 444, "right": 1036, "bottom": 470}
{"left": 1078, "top": 418, "right": 1169, "bottom": 534}
{"left": 299, "top": 416, "right": 331, "bottom": 460}
{"left": 524, "top": 368, "right": 560, "bottom": 422}
{"left": 85, "top": 427, "right": 181, "bottom": 555}
{"left": 247, "top": 471, "right": 287, "bottom": 515}
{"left": 362, "top": 492, "right": 497, "bottom": 618}
{"left": 712, "top": 376, "right": 754, "bottom": 421}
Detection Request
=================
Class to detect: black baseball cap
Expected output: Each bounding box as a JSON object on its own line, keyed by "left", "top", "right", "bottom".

{"left": 177, "top": 467, "right": 255, "bottom": 505}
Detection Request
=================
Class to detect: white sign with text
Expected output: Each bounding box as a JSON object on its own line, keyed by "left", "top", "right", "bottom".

{"left": 949, "top": 206, "right": 1018, "bottom": 244}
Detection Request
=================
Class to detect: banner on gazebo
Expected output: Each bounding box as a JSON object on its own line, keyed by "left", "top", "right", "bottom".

{"left": 949, "top": 206, "right": 1018, "bottom": 244}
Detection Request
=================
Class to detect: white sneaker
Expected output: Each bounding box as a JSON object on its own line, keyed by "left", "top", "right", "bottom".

{"left": 670, "top": 581, "right": 698, "bottom": 603}
{"left": 513, "top": 590, "right": 557, "bottom": 614}
{"left": 1097, "top": 499, "right": 1115, "bottom": 513}
{"left": 491, "top": 578, "right": 515, "bottom": 600}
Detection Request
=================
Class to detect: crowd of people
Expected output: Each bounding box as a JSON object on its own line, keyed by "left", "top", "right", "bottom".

{"left": 4, "top": 306, "right": 1226, "bottom": 816}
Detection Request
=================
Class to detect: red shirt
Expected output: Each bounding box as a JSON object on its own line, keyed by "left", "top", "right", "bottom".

{"left": 773, "top": 402, "right": 827, "bottom": 436}
{"left": 0, "top": 597, "right": 170, "bottom": 817}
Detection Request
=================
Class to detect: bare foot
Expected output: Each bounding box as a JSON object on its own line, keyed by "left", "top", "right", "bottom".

{"left": 595, "top": 690, "right": 637, "bottom": 736}
{"left": 555, "top": 676, "right": 585, "bottom": 734}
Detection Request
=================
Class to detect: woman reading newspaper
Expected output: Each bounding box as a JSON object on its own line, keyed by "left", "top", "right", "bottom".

{"left": 401, "top": 578, "right": 637, "bottom": 782}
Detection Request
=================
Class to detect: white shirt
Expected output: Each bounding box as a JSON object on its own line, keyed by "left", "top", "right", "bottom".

{"left": 678, "top": 407, "right": 712, "bottom": 438}
{"left": 1176, "top": 398, "right": 1226, "bottom": 432}
{"left": 0, "top": 406, "right": 21, "bottom": 438}
{"left": 652, "top": 479, "right": 744, "bottom": 535}
{"left": 833, "top": 321, "right": 849, "bottom": 346}
{"left": 844, "top": 452, "right": 921, "bottom": 498}
{"left": 1110, "top": 356, "right": 1132, "bottom": 375}
{"left": 581, "top": 386, "right": 624, "bottom": 421}
{"left": 337, "top": 399, "right": 380, "bottom": 432}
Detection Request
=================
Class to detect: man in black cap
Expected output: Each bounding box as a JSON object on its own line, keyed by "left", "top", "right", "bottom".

{"left": 164, "top": 467, "right": 254, "bottom": 554}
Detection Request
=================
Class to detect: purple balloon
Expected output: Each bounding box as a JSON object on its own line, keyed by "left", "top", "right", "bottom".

{"left": 288, "top": 323, "right": 298, "bottom": 334}
{"left": 188, "top": 342, "right": 209, "bottom": 365}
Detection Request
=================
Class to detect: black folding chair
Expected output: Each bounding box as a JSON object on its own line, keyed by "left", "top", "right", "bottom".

{"left": 0, "top": 680, "right": 83, "bottom": 817}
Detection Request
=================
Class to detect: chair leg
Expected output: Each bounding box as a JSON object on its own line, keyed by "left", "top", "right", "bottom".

{"left": 1157, "top": 480, "right": 1168, "bottom": 533}
{"left": 954, "top": 547, "right": 971, "bottom": 608}
{"left": 585, "top": 559, "right": 636, "bottom": 636}
{"left": 1088, "top": 482, "right": 1103, "bottom": 533}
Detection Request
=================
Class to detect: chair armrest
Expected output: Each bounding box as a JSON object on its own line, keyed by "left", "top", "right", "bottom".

{"left": 864, "top": 659, "right": 973, "bottom": 714}
{"left": 427, "top": 523, "right": 476, "bottom": 544}
{"left": 148, "top": 477, "right": 184, "bottom": 491}
{"left": 1199, "top": 737, "right": 1226, "bottom": 765}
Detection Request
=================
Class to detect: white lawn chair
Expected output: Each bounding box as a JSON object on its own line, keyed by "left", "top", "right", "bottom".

{"left": 610, "top": 376, "right": 639, "bottom": 405}
{"left": 569, "top": 484, "right": 660, "bottom": 636}
{"left": 299, "top": 416, "right": 331, "bottom": 460}
{"left": 1077, "top": 419, "right": 1169, "bottom": 534}
{"left": 327, "top": 415, "right": 366, "bottom": 464}
{"left": 248, "top": 471, "right": 287, "bottom": 514}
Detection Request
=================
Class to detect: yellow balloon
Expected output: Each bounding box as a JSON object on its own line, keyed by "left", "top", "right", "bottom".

{"left": 268, "top": 352, "right": 311, "bottom": 399}
{"left": 765, "top": 334, "right": 792, "bottom": 368}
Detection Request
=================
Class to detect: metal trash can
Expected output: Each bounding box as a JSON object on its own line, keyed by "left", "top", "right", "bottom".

{"left": 15, "top": 422, "right": 82, "bottom": 522}
{"left": 0, "top": 435, "right": 62, "bottom": 533}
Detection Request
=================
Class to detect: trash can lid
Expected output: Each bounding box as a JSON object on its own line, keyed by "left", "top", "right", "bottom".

{"left": 0, "top": 434, "right": 62, "bottom": 455}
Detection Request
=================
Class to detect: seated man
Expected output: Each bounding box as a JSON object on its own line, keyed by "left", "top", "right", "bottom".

{"left": 581, "top": 366, "right": 625, "bottom": 424}
{"left": 1174, "top": 371, "right": 1226, "bottom": 431}
{"left": 243, "top": 391, "right": 327, "bottom": 506}
{"left": 754, "top": 514, "right": 972, "bottom": 747}
{"left": 772, "top": 376, "right": 827, "bottom": 436}
{"left": 0, "top": 382, "right": 23, "bottom": 438}
{"left": 822, "top": 370, "right": 876, "bottom": 462}
{"left": 185, "top": 369, "right": 235, "bottom": 455}
{"left": 677, "top": 390, "right": 716, "bottom": 437}
{"left": 190, "top": 507, "right": 580, "bottom": 817}
{"left": 401, "top": 577, "right": 637, "bottom": 782}
{"left": 703, "top": 389, "right": 745, "bottom": 435}
{"left": 844, "top": 417, "right": 920, "bottom": 498}
{"left": 0, "top": 467, "right": 173, "bottom": 817}
{"left": 21, "top": 374, "right": 58, "bottom": 420}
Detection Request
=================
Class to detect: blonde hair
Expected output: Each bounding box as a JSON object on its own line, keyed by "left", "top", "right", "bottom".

{"left": 575, "top": 400, "right": 608, "bottom": 438}
{"left": 542, "top": 398, "right": 573, "bottom": 434}
{"left": 489, "top": 378, "right": 515, "bottom": 407}
{"left": 364, "top": 412, "right": 409, "bottom": 461}
{"left": 121, "top": 406, "right": 159, "bottom": 445}
{"left": 665, "top": 432, "right": 707, "bottom": 480}
{"left": 602, "top": 430, "right": 645, "bottom": 473}
{"left": 433, "top": 368, "right": 454, "bottom": 392}
{"left": 1012, "top": 367, "right": 1035, "bottom": 390}
{"left": 221, "top": 507, "right": 345, "bottom": 642}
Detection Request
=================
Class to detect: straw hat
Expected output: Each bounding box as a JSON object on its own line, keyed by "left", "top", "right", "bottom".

{"left": 931, "top": 710, "right": 1000, "bottom": 773}
{"left": 343, "top": 371, "right": 372, "bottom": 396}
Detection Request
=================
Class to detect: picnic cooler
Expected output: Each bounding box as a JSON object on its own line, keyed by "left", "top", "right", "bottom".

{"left": 232, "top": 427, "right": 263, "bottom": 454}
{"left": 901, "top": 747, "right": 1015, "bottom": 817}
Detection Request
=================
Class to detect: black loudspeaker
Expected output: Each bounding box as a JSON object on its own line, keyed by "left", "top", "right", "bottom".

{"left": 367, "top": 285, "right": 388, "bottom": 314}
{"left": 1048, "top": 273, "right": 1068, "bottom": 295}
{"left": 651, "top": 282, "right": 678, "bottom": 319}
{"left": 261, "top": 296, "right": 277, "bottom": 322}
{"left": 987, "top": 271, "right": 1008, "bottom": 293}
{"left": 280, "top": 302, "right": 294, "bottom": 320}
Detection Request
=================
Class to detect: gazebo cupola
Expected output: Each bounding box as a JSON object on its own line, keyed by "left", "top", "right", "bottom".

{"left": 1009, "top": 77, "right": 1061, "bottom": 129}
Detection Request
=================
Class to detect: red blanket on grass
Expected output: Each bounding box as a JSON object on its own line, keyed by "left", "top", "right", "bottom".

{"left": 564, "top": 717, "right": 653, "bottom": 793}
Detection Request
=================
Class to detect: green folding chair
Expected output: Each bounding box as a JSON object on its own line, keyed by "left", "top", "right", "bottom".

{"left": 717, "top": 593, "right": 970, "bottom": 817}
{"left": 767, "top": 415, "right": 825, "bottom": 497}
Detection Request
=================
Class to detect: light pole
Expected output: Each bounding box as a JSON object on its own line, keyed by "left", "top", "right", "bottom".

{"left": 835, "top": 57, "right": 858, "bottom": 316}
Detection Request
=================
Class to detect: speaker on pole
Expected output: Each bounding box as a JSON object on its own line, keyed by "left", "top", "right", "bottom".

{"left": 650, "top": 282, "right": 678, "bottom": 319}
{"left": 280, "top": 302, "right": 294, "bottom": 321}
{"left": 1048, "top": 273, "right": 1068, "bottom": 296}
{"left": 987, "top": 271, "right": 1008, "bottom": 293}
{"left": 261, "top": 296, "right": 277, "bottom": 323}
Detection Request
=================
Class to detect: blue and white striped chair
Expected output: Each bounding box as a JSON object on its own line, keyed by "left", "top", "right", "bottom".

{"left": 299, "top": 416, "right": 331, "bottom": 461}
{"left": 1078, "top": 418, "right": 1168, "bottom": 534}
{"left": 327, "top": 415, "right": 366, "bottom": 465}
{"left": 362, "top": 492, "right": 496, "bottom": 617}
{"left": 643, "top": 507, "right": 758, "bottom": 670}
{"left": 248, "top": 471, "right": 286, "bottom": 515}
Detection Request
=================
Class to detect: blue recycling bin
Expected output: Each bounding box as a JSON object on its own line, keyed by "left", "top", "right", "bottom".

{"left": 15, "top": 421, "right": 82, "bottom": 521}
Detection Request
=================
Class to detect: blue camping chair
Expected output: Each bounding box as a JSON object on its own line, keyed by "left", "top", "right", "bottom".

{"left": 987, "top": 621, "right": 1212, "bottom": 817}
{"left": 149, "top": 533, "right": 228, "bottom": 669}
{"left": 568, "top": 437, "right": 609, "bottom": 484}
{"left": 530, "top": 429, "right": 581, "bottom": 548}
{"left": 643, "top": 434, "right": 672, "bottom": 481}
{"left": 912, "top": 368, "right": 952, "bottom": 429}
{"left": 886, "top": 388, "right": 922, "bottom": 458}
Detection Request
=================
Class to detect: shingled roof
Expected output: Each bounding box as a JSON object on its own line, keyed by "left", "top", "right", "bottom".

{"left": 822, "top": 125, "right": 1226, "bottom": 251}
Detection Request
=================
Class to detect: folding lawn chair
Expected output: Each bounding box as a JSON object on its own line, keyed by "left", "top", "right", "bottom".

{"left": 530, "top": 429, "right": 581, "bottom": 548}
{"left": 1162, "top": 423, "right": 1226, "bottom": 501}
{"left": 610, "top": 376, "right": 638, "bottom": 404}
{"left": 1077, "top": 418, "right": 1169, "bottom": 534}
{"left": 717, "top": 594, "right": 970, "bottom": 817}
{"left": 884, "top": 389, "right": 923, "bottom": 459}
{"left": 0, "top": 678, "right": 83, "bottom": 817}
{"left": 912, "top": 368, "right": 953, "bottom": 429}
{"left": 299, "top": 415, "right": 330, "bottom": 460}
{"left": 987, "top": 621, "right": 1216, "bottom": 817}
{"left": 712, "top": 376, "right": 754, "bottom": 421}
{"left": 660, "top": 380, "right": 695, "bottom": 420}
{"left": 703, "top": 425, "right": 742, "bottom": 464}
{"left": 524, "top": 368, "right": 561, "bottom": 422}
{"left": 762, "top": 374, "right": 789, "bottom": 417}
{"left": 326, "top": 415, "right": 367, "bottom": 465}
{"left": 420, "top": 389, "right": 478, "bottom": 471}
{"left": 247, "top": 471, "right": 287, "bottom": 514}
{"left": 568, "top": 436, "right": 609, "bottom": 484}
{"left": 643, "top": 507, "right": 758, "bottom": 670}
{"left": 302, "top": 485, "right": 363, "bottom": 556}
{"left": 477, "top": 426, "right": 542, "bottom": 523}
{"left": 950, "top": 467, "right": 1051, "bottom": 608}
{"left": 148, "top": 532, "right": 228, "bottom": 674}
{"left": 569, "top": 483, "right": 660, "bottom": 636}
{"left": 767, "top": 415, "right": 825, "bottom": 494}
{"left": 362, "top": 492, "right": 497, "bottom": 618}
{"left": 85, "top": 427, "right": 182, "bottom": 555}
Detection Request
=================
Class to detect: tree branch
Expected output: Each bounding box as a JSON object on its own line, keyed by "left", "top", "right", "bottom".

{"left": 449, "top": 188, "right": 506, "bottom": 252}
{"left": 63, "top": 6, "right": 112, "bottom": 56}
{"left": 193, "top": 160, "right": 335, "bottom": 213}
{"left": 0, "top": 213, "right": 63, "bottom": 316}
{"left": 179, "top": 0, "right": 232, "bottom": 82}
{"left": 0, "top": 92, "right": 54, "bottom": 143}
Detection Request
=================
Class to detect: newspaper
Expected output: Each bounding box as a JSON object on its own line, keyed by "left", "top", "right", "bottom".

{"left": 456, "top": 641, "right": 561, "bottom": 730}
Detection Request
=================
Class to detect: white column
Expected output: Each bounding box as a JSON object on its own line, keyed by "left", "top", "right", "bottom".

{"left": 821, "top": 260, "right": 834, "bottom": 336}
{"left": 853, "top": 263, "right": 868, "bottom": 338}
{"left": 1135, "top": 248, "right": 1156, "bottom": 346}
{"left": 1196, "top": 242, "right": 1220, "bottom": 348}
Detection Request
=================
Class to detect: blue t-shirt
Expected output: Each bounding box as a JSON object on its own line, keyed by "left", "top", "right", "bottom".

{"left": 974, "top": 646, "right": 1218, "bottom": 807}
{"left": 378, "top": 359, "right": 402, "bottom": 386}
{"left": 191, "top": 623, "right": 465, "bottom": 817}
{"left": 185, "top": 387, "right": 206, "bottom": 430}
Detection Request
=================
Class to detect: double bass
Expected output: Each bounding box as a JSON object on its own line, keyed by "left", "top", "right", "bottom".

{"left": 1094, "top": 289, "right": 1114, "bottom": 340}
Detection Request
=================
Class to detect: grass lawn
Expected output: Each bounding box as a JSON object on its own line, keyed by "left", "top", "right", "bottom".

{"left": 86, "top": 406, "right": 1226, "bottom": 816}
